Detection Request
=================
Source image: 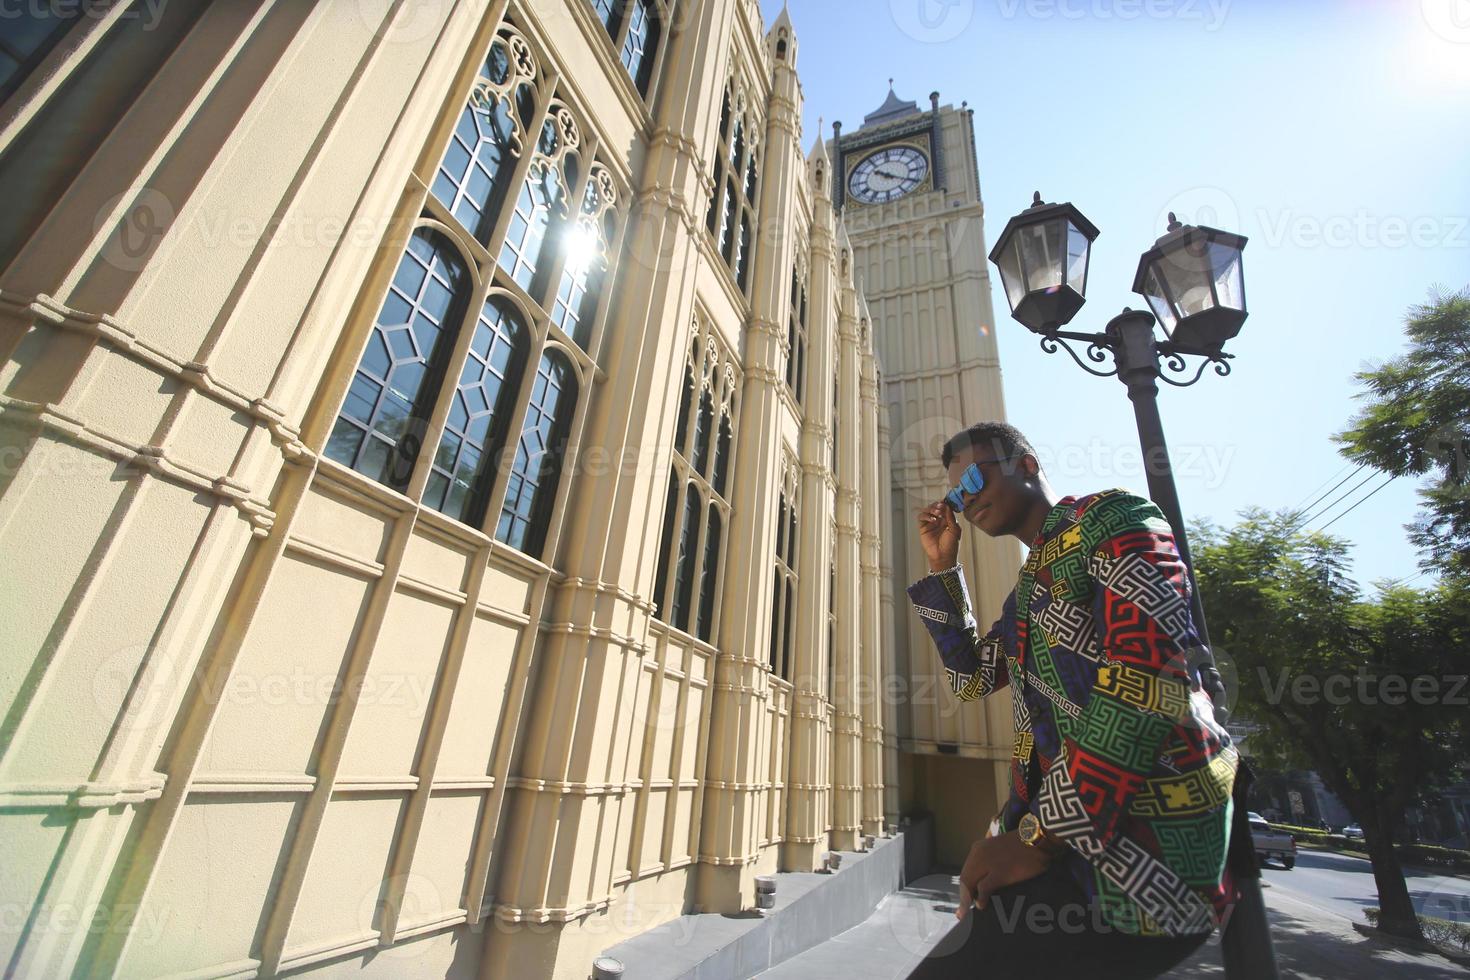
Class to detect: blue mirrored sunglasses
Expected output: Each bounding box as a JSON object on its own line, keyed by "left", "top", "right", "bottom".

{"left": 944, "top": 456, "right": 1018, "bottom": 513}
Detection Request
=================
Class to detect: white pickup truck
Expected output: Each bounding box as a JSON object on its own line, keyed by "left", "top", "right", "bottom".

{"left": 1248, "top": 812, "right": 1296, "bottom": 869}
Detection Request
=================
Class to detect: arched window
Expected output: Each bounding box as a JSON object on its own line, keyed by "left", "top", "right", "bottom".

{"left": 496, "top": 350, "right": 578, "bottom": 556}
{"left": 326, "top": 228, "right": 469, "bottom": 491}
{"left": 712, "top": 414, "right": 732, "bottom": 496}
{"left": 706, "top": 83, "right": 760, "bottom": 295}
{"left": 653, "top": 321, "right": 737, "bottom": 643}
{"left": 551, "top": 168, "right": 617, "bottom": 349}
{"left": 498, "top": 161, "right": 564, "bottom": 294}
{"left": 588, "top": 0, "right": 663, "bottom": 98}
{"left": 670, "top": 483, "right": 702, "bottom": 631}
{"left": 830, "top": 359, "right": 839, "bottom": 471}
{"left": 424, "top": 296, "right": 526, "bottom": 522}
{"left": 431, "top": 55, "right": 520, "bottom": 243}
{"left": 591, "top": 0, "right": 620, "bottom": 33}
{"left": 786, "top": 266, "right": 807, "bottom": 404}
{"left": 691, "top": 386, "right": 713, "bottom": 475}
{"left": 696, "top": 508, "right": 723, "bottom": 639}
{"left": 768, "top": 466, "right": 799, "bottom": 680}
{"left": 619, "top": 0, "right": 661, "bottom": 96}
{"left": 322, "top": 20, "right": 614, "bottom": 565}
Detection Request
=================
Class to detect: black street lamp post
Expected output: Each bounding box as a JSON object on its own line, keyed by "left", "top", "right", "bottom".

{"left": 989, "top": 194, "right": 1278, "bottom": 980}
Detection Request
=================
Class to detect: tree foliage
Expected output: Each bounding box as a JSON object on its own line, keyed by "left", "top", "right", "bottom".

{"left": 1192, "top": 510, "right": 1470, "bottom": 939}
{"left": 1335, "top": 287, "right": 1470, "bottom": 579}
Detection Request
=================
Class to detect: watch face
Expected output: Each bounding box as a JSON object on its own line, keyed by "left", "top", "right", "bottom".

{"left": 848, "top": 145, "right": 929, "bottom": 204}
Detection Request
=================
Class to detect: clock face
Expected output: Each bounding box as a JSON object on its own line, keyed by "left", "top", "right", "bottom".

{"left": 848, "top": 145, "right": 929, "bottom": 204}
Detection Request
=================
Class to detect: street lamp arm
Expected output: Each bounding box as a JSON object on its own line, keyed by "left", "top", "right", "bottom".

{"left": 1157, "top": 350, "right": 1233, "bottom": 388}
{"left": 1039, "top": 331, "right": 1119, "bottom": 378}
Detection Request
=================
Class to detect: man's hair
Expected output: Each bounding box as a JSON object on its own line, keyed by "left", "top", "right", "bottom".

{"left": 941, "top": 421, "right": 1039, "bottom": 469}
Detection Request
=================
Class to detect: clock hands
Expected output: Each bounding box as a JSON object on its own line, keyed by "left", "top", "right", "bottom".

{"left": 875, "top": 166, "right": 908, "bottom": 182}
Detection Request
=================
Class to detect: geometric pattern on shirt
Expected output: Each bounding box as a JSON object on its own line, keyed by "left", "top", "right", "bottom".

{"left": 1089, "top": 550, "right": 1193, "bottom": 644}
{"left": 904, "top": 490, "right": 1237, "bottom": 939}
{"left": 1035, "top": 597, "right": 1102, "bottom": 661}
{"left": 1095, "top": 663, "right": 1192, "bottom": 722}
{"left": 1129, "top": 745, "right": 1238, "bottom": 818}
{"left": 1026, "top": 669, "right": 1083, "bottom": 721}
{"left": 1037, "top": 756, "right": 1217, "bottom": 936}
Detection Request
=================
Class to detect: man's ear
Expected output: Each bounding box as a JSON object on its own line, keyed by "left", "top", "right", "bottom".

{"left": 1020, "top": 452, "right": 1041, "bottom": 478}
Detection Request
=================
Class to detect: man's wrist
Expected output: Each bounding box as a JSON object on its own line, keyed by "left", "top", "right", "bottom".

{"left": 929, "top": 558, "right": 960, "bottom": 575}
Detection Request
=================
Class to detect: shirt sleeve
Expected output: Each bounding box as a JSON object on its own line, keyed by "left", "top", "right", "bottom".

{"left": 1037, "top": 492, "right": 1200, "bottom": 850}
{"left": 905, "top": 565, "right": 1011, "bottom": 702}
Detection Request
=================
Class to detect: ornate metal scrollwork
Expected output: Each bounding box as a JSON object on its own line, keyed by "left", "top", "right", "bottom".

{"left": 1039, "top": 333, "right": 1118, "bottom": 379}
{"left": 1158, "top": 349, "right": 1234, "bottom": 388}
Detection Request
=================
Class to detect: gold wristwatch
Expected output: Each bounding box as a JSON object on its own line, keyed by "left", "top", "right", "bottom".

{"left": 1017, "top": 813, "right": 1066, "bottom": 856}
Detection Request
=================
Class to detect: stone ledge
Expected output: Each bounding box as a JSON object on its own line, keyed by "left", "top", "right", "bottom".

{"left": 599, "top": 833, "right": 908, "bottom": 980}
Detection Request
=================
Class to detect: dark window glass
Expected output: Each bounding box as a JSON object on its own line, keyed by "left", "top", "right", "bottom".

{"left": 671, "top": 484, "right": 701, "bottom": 631}
{"left": 706, "top": 160, "right": 724, "bottom": 233}
{"left": 697, "top": 508, "right": 723, "bottom": 641}
{"left": 326, "top": 229, "right": 468, "bottom": 491}
{"left": 496, "top": 350, "right": 578, "bottom": 556}
{"left": 424, "top": 297, "right": 525, "bottom": 523}
{"left": 768, "top": 568, "right": 782, "bottom": 670}
{"left": 673, "top": 364, "right": 695, "bottom": 455}
{"left": 692, "top": 388, "right": 714, "bottom": 476}
{"left": 735, "top": 215, "right": 751, "bottom": 289}
{"left": 712, "top": 413, "right": 732, "bottom": 496}
{"left": 776, "top": 494, "right": 788, "bottom": 562}
{"left": 591, "top": 0, "right": 620, "bottom": 34}
{"left": 831, "top": 368, "right": 839, "bottom": 468}
{"left": 787, "top": 500, "right": 798, "bottom": 565}
{"left": 619, "top": 0, "right": 660, "bottom": 95}
{"left": 718, "top": 180, "right": 737, "bottom": 258}
{"left": 781, "top": 580, "right": 795, "bottom": 679}
{"left": 431, "top": 95, "right": 514, "bottom": 243}
{"left": 0, "top": 9, "right": 78, "bottom": 103}
{"left": 498, "top": 165, "right": 564, "bottom": 293}
{"left": 652, "top": 470, "right": 680, "bottom": 618}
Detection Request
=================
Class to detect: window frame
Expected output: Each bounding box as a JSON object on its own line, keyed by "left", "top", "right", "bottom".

{"left": 317, "top": 21, "right": 628, "bottom": 567}
{"left": 651, "top": 318, "right": 741, "bottom": 643}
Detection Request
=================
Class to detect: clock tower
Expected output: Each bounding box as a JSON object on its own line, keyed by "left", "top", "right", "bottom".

{"left": 832, "top": 85, "right": 1019, "bottom": 866}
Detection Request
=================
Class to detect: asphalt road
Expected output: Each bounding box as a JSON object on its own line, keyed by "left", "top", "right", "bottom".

{"left": 1258, "top": 845, "right": 1470, "bottom": 925}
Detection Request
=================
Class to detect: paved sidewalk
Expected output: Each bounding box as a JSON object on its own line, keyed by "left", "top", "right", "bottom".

{"left": 756, "top": 875, "right": 1470, "bottom": 979}
{"left": 1170, "top": 882, "right": 1468, "bottom": 978}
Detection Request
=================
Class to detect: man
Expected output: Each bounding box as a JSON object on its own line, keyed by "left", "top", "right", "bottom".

{"left": 905, "top": 421, "right": 1238, "bottom": 979}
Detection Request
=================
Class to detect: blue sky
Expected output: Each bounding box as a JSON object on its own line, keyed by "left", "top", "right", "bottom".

{"left": 760, "top": 0, "right": 1470, "bottom": 592}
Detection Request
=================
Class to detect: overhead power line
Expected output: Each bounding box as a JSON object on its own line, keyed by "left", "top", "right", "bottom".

{"left": 1303, "top": 468, "right": 1378, "bottom": 526}
{"left": 1317, "top": 476, "right": 1393, "bottom": 531}
{"left": 1290, "top": 461, "right": 1359, "bottom": 515}
{"left": 1294, "top": 464, "right": 1367, "bottom": 522}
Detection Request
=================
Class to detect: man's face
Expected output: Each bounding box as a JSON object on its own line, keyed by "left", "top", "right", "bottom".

{"left": 945, "top": 443, "right": 1037, "bottom": 538}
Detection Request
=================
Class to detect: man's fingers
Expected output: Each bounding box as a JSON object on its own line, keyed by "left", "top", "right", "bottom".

{"left": 955, "top": 879, "right": 972, "bottom": 920}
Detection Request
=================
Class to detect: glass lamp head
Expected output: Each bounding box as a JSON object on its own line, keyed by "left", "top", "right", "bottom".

{"left": 1133, "top": 214, "right": 1248, "bottom": 352}
{"left": 988, "top": 192, "right": 1100, "bottom": 335}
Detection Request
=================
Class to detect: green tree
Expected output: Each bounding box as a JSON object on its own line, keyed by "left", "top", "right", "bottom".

{"left": 1192, "top": 510, "right": 1470, "bottom": 941}
{"left": 1335, "top": 287, "right": 1470, "bottom": 579}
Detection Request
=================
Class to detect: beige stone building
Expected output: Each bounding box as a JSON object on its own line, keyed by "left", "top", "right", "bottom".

{"left": 0, "top": 2, "right": 1014, "bottom": 978}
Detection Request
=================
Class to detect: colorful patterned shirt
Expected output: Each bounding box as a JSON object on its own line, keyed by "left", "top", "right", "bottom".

{"left": 907, "top": 489, "right": 1239, "bottom": 937}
